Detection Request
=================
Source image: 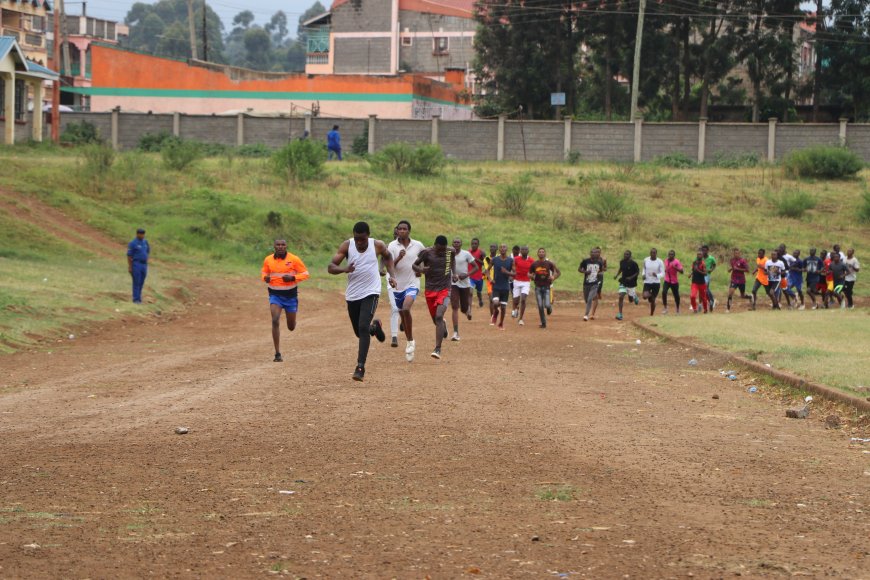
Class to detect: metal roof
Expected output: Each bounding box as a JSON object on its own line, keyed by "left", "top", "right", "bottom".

{"left": 0, "top": 36, "right": 59, "bottom": 80}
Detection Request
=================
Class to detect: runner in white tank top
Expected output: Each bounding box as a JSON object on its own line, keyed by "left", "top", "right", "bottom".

{"left": 328, "top": 222, "right": 396, "bottom": 382}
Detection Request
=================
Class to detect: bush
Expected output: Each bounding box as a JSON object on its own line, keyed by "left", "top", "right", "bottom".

{"left": 236, "top": 143, "right": 272, "bottom": 157}
{"left": 586, "top": 184, "right": 631, "bottom": 222}
{"left": 860, "top": 190, "right": 870, "bottom": 223}
{"left": 368, "top": 142, "right": 446, "bottom": 175}
{"left": 783, "top": 145, "right": 863, "bottom": 179}
{"left": 271, "top": 139, "right": 327, "bottom": 183}
{"left": 496, "top": 173, "right": 537, "bottom": 216}
{"left": 566, "top": 150, "right": 582, "bottom": 165}
{"left": 137, "top": 131, "right": 179, "bottom": 152}
{"left": 409, "top": 144, "right": 447, "bottom": 175}
{"left": 61, "top": 121, "right": 101, "bottom": 145}
{"left": 80, "top": 143, "right": 115, "bottom": 175}
{"left": 352, "top": 125, "right": 370, "bottom": 157}
{"left": 161, "top": 139, "right": 202, "bottom": 171}
{"left": 654, "top": 152, "right": 696, "bottom": 168}
{"left": 712, "top": 151, "right": 762, "bottom": 168}
{"left": 769, "top": 189, "right": 817, "bottom": 218}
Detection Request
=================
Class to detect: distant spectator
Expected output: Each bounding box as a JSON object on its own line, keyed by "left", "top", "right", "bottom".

{"left": 327, "top": 125, "right": 342, "bottom": 161}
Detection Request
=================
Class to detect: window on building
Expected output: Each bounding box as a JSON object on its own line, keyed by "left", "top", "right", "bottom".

{"left": 401, "top": 36, "right": 412, "bottom": 47}
{"left": 1, "top": 79, "right": 27, "bottom": 121}
{"left": 31, "top": 15, "right": 46, "bottom": 32}
{"left": 433, "top": 36, "right": 448, "bottom": 55}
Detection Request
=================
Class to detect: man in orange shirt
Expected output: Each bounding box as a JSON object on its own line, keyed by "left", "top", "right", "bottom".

{"left": 750, "top": 248, "right": 770, "bottom": 311}
{"left": 262, "top": 239, "right": 310, "bottom": 362}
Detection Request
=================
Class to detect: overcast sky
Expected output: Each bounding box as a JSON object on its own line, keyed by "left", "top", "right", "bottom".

{"left": 78, "top": 0, "right": 327, "bottom": 36}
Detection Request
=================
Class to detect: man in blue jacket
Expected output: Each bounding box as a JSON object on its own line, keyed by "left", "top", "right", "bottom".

{"left": 127, "top": 228, "right": 150, "bottom": 303}
{"left": 327, "top": 124, "right": 342, "bottom": 161}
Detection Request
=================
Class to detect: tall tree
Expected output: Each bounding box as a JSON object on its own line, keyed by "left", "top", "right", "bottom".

{"left": 820, "top": 0, "right": 870, "bottom": 119}
{"left": 123, "top": 0, "right": 225, "bottom": 62}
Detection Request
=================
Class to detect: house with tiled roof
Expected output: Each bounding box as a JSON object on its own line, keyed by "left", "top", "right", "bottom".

{"left": 0, "top": 35, "right": 59, "bottom": 144}
{"left": 303, "top": 0, "right": 475, "bottom": 80}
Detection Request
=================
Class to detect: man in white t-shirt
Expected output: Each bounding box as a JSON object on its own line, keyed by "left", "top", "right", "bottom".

{"left": 642, "top": 248, "right": 665, "bottom": 316}
{"left": 387, "top": 220, "right": 427, "bottom": 362}
{"left": 765, "top": 250, "right": 786, "bottom": 310}
{"left": 450, "top": 237, "right": 480, "bottom": 341}
{"left": 844, "top": 248, "right": 860, "bottom": 309}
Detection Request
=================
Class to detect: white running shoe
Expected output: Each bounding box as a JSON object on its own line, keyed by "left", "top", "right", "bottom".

{"left": 518, "top": 319, "right": 525, "bottom": 326}
{"left": 662, "top": 307, "right": 668, "bottom": 315}
{"left": 451, "top": 332, "right": 460, "bottom": 341}
{"left": 511, "top": 309, "right": 518, "bottom": 318}
{"left": 583, "top": 315, "right": 589, "bottom": 321}
{"left": 405, "top": 340, "right": 416, "bottom": 362}
{"left": 799, "top": 305, "right": 805, "bottom": 311}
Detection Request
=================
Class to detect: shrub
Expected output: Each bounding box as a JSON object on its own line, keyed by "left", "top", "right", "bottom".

{"left": 137, "top": 131, "right": 179, "bottom": 152}
{"left": 712, "top": 151, "right": 761, "bottom": 168}
{"left": 61, "top": 121, "right": 101, "bottom": 145}
{"left": 566, "top": 150, "right": 582, "bottom": 165}
{"left": 654, "top": 152, "right": 696, "bottom": 168}
{"left": 161, "top": 139, "right": 202, "bottom": 171}
{"left": 769, "top": 189, "right": 817, "bottom": 218}
{"left": 860, "top": 190, "right": 870, "bottom": 223}
{"left": 80, "top": 143, "right": 115, "bottom": 175}
{"left": 352, "top": 125, "right": 370, "bottom": 157}
{"left": 367, "top": 142, "right": 445, "bottom": 175}
{"left": 783, "top": 145, "right": 863, "bottom": 179}
{"left": 496, "top": 173, "right": 537, "bottom": 216}
{"left": 236, "top": 143, "right": 272, "bottom": 157}
{"left": 271, "top": 139, "right": 327, "bottom": 183}
{"left": 409, "top": 144, "right": 447, "bottom": 175}
{"left": 586, "top": 184, "right": 631, "bottom": 222}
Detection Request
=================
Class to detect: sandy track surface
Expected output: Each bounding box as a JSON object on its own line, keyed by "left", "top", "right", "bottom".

{"left": 1, "top": 281, "right": 868, "bottom": 578}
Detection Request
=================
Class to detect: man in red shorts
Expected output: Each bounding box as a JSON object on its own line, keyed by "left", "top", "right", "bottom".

{"left": 413, "top": 235, "right": 457, "bottom": 360}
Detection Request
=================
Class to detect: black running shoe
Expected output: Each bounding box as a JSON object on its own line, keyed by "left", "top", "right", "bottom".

{"left": 369, "top": 319, "right": 386, "bottom": 343}
{"left": 352, "top": 366, "right": 365, "bottom": 381}
{"left": 390, "top": 336, "right": 398, "bottom": 348}
{"left": 547, "top": 306, "right": 552, "bottom": 315}
{"left": 273, "top": 353, "right": 283, "bottom": 362}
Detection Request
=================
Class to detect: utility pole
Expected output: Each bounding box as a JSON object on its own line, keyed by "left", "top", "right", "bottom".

{"left": 51, "top": 0, "right": 61, "bottom": 142}
{"left": 629, "top": 0, "right": 646, "bottom": 122}
{"left": 187, "top": 0, "right": 198, "bottom": 59}
{"left": 201, "top": 0, "right": 208, "bottom": 61}
{"left": 59, "top": 0, "right": 71, "bottom": 77}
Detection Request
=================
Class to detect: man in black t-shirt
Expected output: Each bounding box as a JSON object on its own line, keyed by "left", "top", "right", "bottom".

{"left": 530, "top": 247, "right": 561, "bottom": 328}
{"left": 613, "top": 250, "right": 639, "bottom": 321}
{"left": 579, "top": 248, "right": 605, "bottom": 321}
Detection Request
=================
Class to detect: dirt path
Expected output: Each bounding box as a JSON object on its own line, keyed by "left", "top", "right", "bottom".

{"left": 0, "top": 282, "right": 867, "bottom": 578}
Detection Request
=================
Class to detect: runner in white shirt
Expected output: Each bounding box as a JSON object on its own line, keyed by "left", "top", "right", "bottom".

{"left": 844, "top": 248, "right": 860, "bottom": 309}
{"left": 450, "top": 237, "right": 480, "bottom": 341}
{"left": 642, "top": 248, "right": 665, "bottom": 316}
{"left": 328, "top": 221, "right": 396, "bottom": 382}
{"left": 386, "top": 220, "right": 427, "bottom": 361}
{"left": 764, "top": 250, "right": 786, "bottom": 311}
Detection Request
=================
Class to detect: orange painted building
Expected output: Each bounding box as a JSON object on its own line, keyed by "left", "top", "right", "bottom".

{"left": 65, "top": 44, "right": 472, "bottom": 119}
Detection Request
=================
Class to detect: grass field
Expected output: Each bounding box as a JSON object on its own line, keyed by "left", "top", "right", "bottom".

{"left": 647, "top": 309, "right": 869, "bottom": 396}
{"left": 0, "top": 143, "right": 868, "bottom": 352}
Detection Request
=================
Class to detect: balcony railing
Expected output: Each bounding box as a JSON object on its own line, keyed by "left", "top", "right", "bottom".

{"left": 306, "top": 53, "right": 329, "bottom": 65}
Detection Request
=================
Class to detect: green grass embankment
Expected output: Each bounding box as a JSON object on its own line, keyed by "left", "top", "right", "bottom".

{"left": 0, "top": 144, "right": 867, "bottom": 352}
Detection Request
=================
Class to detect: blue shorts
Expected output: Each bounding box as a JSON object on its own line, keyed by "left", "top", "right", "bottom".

{"left": 393, "top": 287, "right": 420, "bottom": 305}
{"left": 269, "top": 294, "right": 298, "bottom": 313}
{"left": 470, "top": 278, "right": 484, "bottom": 292}
{"left": 788, "top": 276, "right": 802, "bottom": 290}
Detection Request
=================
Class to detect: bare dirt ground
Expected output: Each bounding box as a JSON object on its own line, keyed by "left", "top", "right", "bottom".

{"left": 1, "top": 282, "right": 868, "bottom": 579}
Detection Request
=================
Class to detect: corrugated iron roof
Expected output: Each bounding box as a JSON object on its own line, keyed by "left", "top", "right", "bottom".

{"left": 0, "top": 36, "right": 59, "bottom": 79}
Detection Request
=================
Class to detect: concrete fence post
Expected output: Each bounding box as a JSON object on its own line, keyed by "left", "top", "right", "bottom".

{"left": 633, "top": 116, "right": 643, "bottom": 163}
{"left": 839, "top": 117, "right": 848, "bottom": 147}
{"left": 304, "top": 112, "right": 312, "bottom": 137}
{"left": 563, "top": 117, "right": 572, "bottom": 161}
{"left": 368, "top": 114, "right": 377, "bottom": 155}
{"left": 697, "top": 117, "right": 707, "bottom": 164}
{"left": 767, "top": 117, "right": 777, "bottom": 163}
{"left": 3, "top": 72, "right": 15, "bottom": 145}
{"left": 111, "top": 107, "right": 120, "bottom": 151}
{"left": 30, "top": 80, "right": 44, "bottom": 142}
{"left": 497, "top": 115, "right": 506, "bottom": 161}
{"left": 172, "top": 112, "right": 180, "bottom": 137}
{"left": 237, "top": 113, "right": 245, "bottom": 146}
{"left": 431, "top": 112, "right": 440, "bottom": 146}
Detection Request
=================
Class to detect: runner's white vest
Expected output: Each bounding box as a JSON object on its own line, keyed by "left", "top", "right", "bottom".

{"left": 346, "top": 238, "right": 382, "bottom": 301}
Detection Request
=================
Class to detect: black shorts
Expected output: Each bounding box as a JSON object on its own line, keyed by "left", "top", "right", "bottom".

{"left": 493, "top": 289, "right": 510, "bottom": 303}
{"left": 450, "top": 286, "right": 470, "bottom": 311}
{"left": 643, "top": 283, "right": 660, "bottom": 298}
{"left": 729, "top": 282, "right": 746, "bottom": 293}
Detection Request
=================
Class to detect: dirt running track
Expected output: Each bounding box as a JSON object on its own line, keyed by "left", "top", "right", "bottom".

{"left": 1, "top": 281, "right": 868, "bottom": 579}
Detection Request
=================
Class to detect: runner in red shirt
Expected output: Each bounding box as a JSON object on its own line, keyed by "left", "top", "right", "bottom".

{"left": 511, "top": 245, "right": 535, "bottom": 326}
{"left": 469, "top": 237, "right": 486, "bottom": 308}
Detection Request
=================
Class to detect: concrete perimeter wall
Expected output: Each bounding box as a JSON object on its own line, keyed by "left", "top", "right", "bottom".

{"left": 29, "top": 113, "right": 870, "bottom": 163}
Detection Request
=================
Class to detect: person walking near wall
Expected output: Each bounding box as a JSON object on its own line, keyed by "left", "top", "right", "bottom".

{"left": 127, "top": 228, "right": 150, "bottom": 304}
{"left": 327, "top": 125, "right": 342, "bottom": 161}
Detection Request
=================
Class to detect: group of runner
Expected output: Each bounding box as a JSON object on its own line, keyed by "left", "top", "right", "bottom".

{"left": 261, "top": 225, "right": 860, "bottom": 381}
{"left": 588, "top": 243, "right": 861, "bottom": 318}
